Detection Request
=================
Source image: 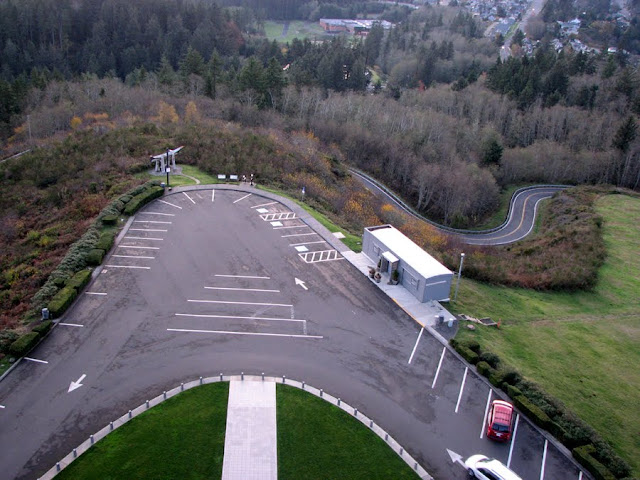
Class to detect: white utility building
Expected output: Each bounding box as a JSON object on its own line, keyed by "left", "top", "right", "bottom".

{"left": 362, "top": 225, "right": 453, "bottom": 302}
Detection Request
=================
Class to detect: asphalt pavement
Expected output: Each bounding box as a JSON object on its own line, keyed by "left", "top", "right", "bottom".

{"left": 0, "top": 185, "right": 586, "bottom": 480}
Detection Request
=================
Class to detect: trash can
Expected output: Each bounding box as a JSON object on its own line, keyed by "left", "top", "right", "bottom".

{"left": 41, "top": 308, "right": 49, "bottom": 320}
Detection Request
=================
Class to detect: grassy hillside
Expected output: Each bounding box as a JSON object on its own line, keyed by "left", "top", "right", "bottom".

{"left": 452, "top": 194, "right": 640, "bottom": 475}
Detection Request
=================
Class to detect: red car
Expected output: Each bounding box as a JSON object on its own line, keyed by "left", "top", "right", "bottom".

{"left": 486, "top": 400, "right": 515, "bottom": 442}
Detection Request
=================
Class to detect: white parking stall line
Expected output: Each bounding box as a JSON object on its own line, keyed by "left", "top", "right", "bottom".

{"left": 129, "top": 228, "right": 168, "bottom": 232}
{"left": 407, "top": 327, "right": 424, "bottom": 364}
{"left": 124, "top": 236, "right": 163, "bottom": 241}
{"left": 455, "top": 367, "right": 469, "bottom": 413}
{"left": 214, "top": 274, "right": 271, "bottom": 279}
{"left": 24, "top": 357, "right": 48, "bottom": 364}
{"left": 112, "top": 255, "right": 155, "bottom": 259}
{"left": 183, "top": 192, "right": 196, "bottom": 204}
{"left": 540, "top": 439, "right": 548, "bottom": 480}
{"left": 233, "top": 193, "right": 252, "bottom": 204}
{"left": 167, "top": 328, "right": 323, "bottom": 339}
{"left": 431, "top": 347, "right": 446, "bottom": 389}
{"left": 138, "top": 212, "right": 175, "bottom": 216}
{"left": 251, "top": 202, "right": 277, "bottom": 208}
{"left": 211, "top": 190, "right": 215, "bottom": 202}
{"left": 118, "top": 245, "right": 161, "bottom": 250}
{"left": 480, "top": 389, "right": 493, "bottom": 438}
{"left": 104, "top": 265, "right": 151, "bottom": 270}
{"left": 188, "top": 300, "right": 293, "bottom": 307}
{"left": 578, "top": 472, "right": 583, "bottom": 480}
{"left": 289, "top": 240, "right": 327, "bottom": 247}
{"left": 281, "top": 232, "right": 316, "bottom": 238}
{"left": 133, "top": 220, "right": 172, "bottom": 224}
{"left": 273, "top": 225, "right": 306, "bottom": 230}
{"left": 157, "top": 199, "right": 182, "bottom": 209}
{"left": 85, "top": 292, "right": 107, "bottom": 296}
{"left": 205, "top": 286, "right": 280, "bottom": 293}
{"left": 58, "top": 323, "right": 84, "bottom": 327}
{"left": 507, "top": 414, "right": 520, "bottom": 468}
{"left": 0, "top": 405, "right": 5, "bottom": 409}
{"left": 175, "top": 313, "right": 305, "bottom": 323}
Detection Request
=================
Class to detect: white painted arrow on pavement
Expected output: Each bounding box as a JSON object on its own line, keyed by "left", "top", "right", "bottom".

{"left": 446, "top": 448, "right": 466, "bottom": 467}
{"left": 68, "top": 374, "right": 87, "bottom": 393}
{"left": 294, "top": 278, "right": 308, "bottom": 290}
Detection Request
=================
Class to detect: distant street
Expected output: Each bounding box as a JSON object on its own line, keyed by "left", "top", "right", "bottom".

{"left": 350, "top": 169, "right": 567, "bottom": 245}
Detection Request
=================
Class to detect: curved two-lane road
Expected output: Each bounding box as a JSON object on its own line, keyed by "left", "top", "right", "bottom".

{"left": 350, "top": 169, "right": 567, "bottom": 245}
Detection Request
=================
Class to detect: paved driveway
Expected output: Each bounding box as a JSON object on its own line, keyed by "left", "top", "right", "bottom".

{"left": 0, "top": 187, "right": 585, "bottom": 480}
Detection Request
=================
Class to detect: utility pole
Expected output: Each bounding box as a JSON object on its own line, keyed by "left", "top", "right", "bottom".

{"left": 454, "top": 252, "right": 465, "bottom": 302}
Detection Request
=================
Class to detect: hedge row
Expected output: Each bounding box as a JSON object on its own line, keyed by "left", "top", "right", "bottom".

{"left": 123, "top": 185, "right": 164, "bottom": 215}
{"left": 573, "top": 445, "right": 617, "bottom": 480}
{"left": 48, "top": 286, "right": 78, "bottom": 318}
{"left": 96, "top": 230, "right": 116, "bottom": 251}
{"left": 7, "top": 320, "right": 54, "bottom": 358}
{"left": 66, "top": 270, "right": 91, "bottom": 291}
{"left": 449, "top": 337, "right": 631, "bottom": 479}
{"left": 29, "top": 181, "right": 161, "bottom": 314}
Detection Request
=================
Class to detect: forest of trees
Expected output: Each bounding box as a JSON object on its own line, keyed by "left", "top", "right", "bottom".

{"left": 2, "top": 0, "right": 640, "bottom": 227}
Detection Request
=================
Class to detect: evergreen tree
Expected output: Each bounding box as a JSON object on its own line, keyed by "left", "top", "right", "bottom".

{"left": 612, "top": 116, "right": 637, "bottom": 153}
{"left": 263, "top": 57, "right": 286, "bottom": 108}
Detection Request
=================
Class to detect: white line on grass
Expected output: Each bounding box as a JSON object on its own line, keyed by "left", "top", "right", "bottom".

{"left": 167, "top": 328, "right": 322, "bottom": 339}
{"left": 204, "top": 286, "right": 280, "bottom": 293}
{"left": 431, "top": 347, "right": 446, "bottom": 389}
{"left": 233, "top": 193, "right": 252, "bottom": 204}
{"left": 407, "top": 327, "right": 424, "bottom": 364}
{"left": 157, "top": 199, "right": 182, "bottom": 209}
{"left": 183, "top": 192, "right": 196, "bottom": 204}
{"left": 480, "top": 389, "right": 493, "bottom": 438}
{"left": 507, "top": 414, "right": 520, "bottom": 468}
{"left": 455, "top": 367, "right": 468, "bottom": 413}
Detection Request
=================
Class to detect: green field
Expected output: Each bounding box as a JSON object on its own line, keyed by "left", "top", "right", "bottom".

{"left": 452, "top": 194, "right": 640, "bottom": 474}
{"left": 55, "top": 383, "right": 419, "bottom": 479}
{"left": 263, "top": 20, "right": 329, "bottom": 43}
{"left": 57, "top": 383, "right": 229, "bottom": 479}
{"left": 277, "top": 384, "right": 419, "bottom": 479}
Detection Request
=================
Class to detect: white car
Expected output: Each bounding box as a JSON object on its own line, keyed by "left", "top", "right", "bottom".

{"left": 465, "top": 454, "right": 523, "bottom": 480}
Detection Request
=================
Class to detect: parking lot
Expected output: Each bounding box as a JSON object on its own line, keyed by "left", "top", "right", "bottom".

{"left": 0, "top": 187, "right": 587, "bottom": 480}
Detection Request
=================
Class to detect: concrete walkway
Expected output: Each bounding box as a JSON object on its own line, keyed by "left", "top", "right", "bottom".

{"left": 342, "top": 250, "right": 457, "bottom": 339}
{"left": 222, "top": 380, "right": 278, "bottom": 480}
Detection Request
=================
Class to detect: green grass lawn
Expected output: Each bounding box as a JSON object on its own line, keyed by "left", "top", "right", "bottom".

{"left": 57, "top": 383, "right": 229, "bottom": 479}
{"left": 277, "top": 384, "right": 419, "bottom": 480}
{"left": 451, "top": 194, "right": 640, "bottom": 475}
{"left": 263, "top": 20, "right": 329, "bottom": 42}
{"left": 54, "top": 382, "right": 418, "bottom": 479}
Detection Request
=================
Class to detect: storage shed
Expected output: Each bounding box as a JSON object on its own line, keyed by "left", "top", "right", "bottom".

{"left": 362, "top": 225, "right": 453, "bottom": 302}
